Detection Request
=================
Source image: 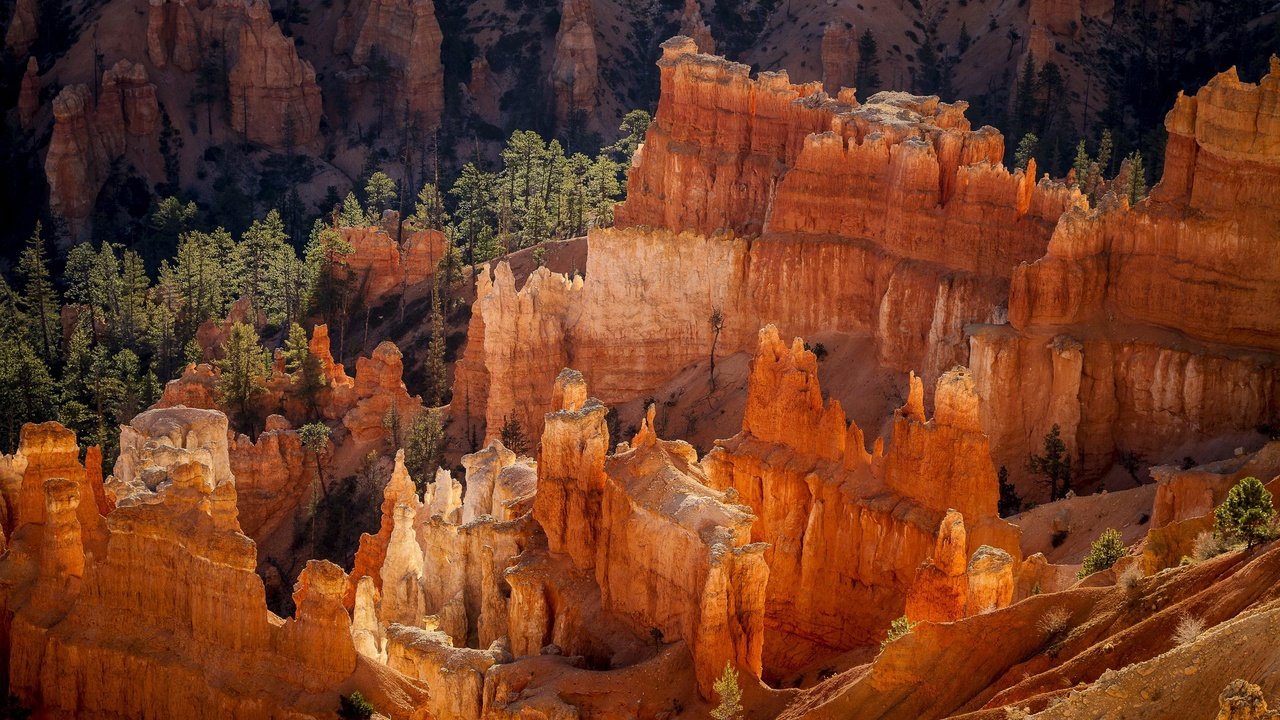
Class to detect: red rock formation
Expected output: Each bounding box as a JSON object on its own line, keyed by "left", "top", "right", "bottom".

{"left": 0, "top": 423, "right": 107, "bottom": 555}
{"left": 821, "top": 21, "right": 856, "bottom": 93}
{"left": 550, "top": 0, "right": 598, "bottom": 128}
{"left": 338, "top": 0, "right": 444, "bottom": 126}
{"left": 1029, "top": 0, "right": 1082, "bottom": 37}
{"left": 703, "top": 326, "right": 1019, "bottom": 679}
{"left": 0, "top": 417, "right": 426, "bottom": 718}
{"left": 466, "top": 56, "right": 501, "bottom": 125}
{"left": 45, "top": 60, "right": 161, "bottom": 237}
{"left": 4, "top": 0, "right": 36, "bottom": 56}
{"left": 973, "top": 58, "right": 1280, "bottom": 495}
{"left": 1216, "top": 680, "right": 1280, "bottom": 720}
{"left": 17, "top": 58, "right": 38, "bottom": 129}
{"left": 147, "top": 0, "right": 201, "bottom": 72}
{"left": 341, "top": 225, "right": 449, "bottom": 303}
{"left": 228, "top": 0, "right": 322, "bottom": 147}
{"left": 678, "top": 0, "right": 715, "bottom": 55}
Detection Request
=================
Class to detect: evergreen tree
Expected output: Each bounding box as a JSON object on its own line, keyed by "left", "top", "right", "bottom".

{"left": 364, "top": 171, "right": 398, "bottom": 219}
{"left": 1125, "top": 151, "right": 1147, "bottom": 205}
{"left": 1028, "top": 424, "right": 1073, "bottom": 501}
{"left": 1013, "top": 55, "right": 1038, "bottom": 140}
{"left": 16, "top": 223, "right": 60, "bottom": 366}
{"left": 159, "top": 228, "right": 237, "bottom": 344}
{"left": 1014, "top": 133, "right": 1039, "bottom": 171}
{"left": 425, "top": 284, "right": 448, "bottom": 406}
{"left": 410, "top": 182, "right": 449, "bottom": 230}
{"left": 0, "top": 336, "right": 57, "bottom": 453}
{"left": 236, "top": 210, "right": 294, "bottom": 323}
{"left": 146, "top": 196, "right": 198, "bottom": 268}
{"left": 499, "top": 415, "right": 529, "bottom": 455}
{"left": 339, "top": 192, "right": 369, "bottom": 228}
{"left": 298, "top": 421, "right": 332, "bottom": 497}
{"left": 303, "top": 220, "right": 355, "bottom": 326}
{"left": 710, "top": 663, "right": 744, "bottom": 720}
{"left": 216, "top": 322, "right": 270, "bottom": 428}
{"left": 855, "top": 29, "right": 881, "bottom": 94}
{"left": 451, "top": 163, "right": 499, "bottom": 265}
{"left": 404, "top": 408, "right": 446, "bottom": 494}
{"left": 285, "top": 323, "right": 328, "bottom": 418}
{"left": 1078, "top": 528, "right": 1126, "bottom": 577}
{"left": 1214, "top": 477, "right": 1276, "bottom": 549}
{"left": 997, "top": 465, "right": 1021, "bottom": 517}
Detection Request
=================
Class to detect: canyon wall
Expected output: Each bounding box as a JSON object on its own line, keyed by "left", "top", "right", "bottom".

{"left": 550, "top": 0, "right": 599, "bottom": 128}
{"left": 972, "top": 58, "right": 1280, "bottom": 488}
{"left": 45, "top": 60, "right": 161, "bottom": 238}
{"left": 340, "top": 223, "right": 449, "bottom": 303}
{"left": 228, "top": 0, "right": 323, "bottom": 147}
{"left": 335, "top": 0, "right": 444, "bottom": 127}
{"left": 703, "top": 326, "right": 1019, "bottom": 679}
{"left": 0, "top": 412, "right": 425, "bottom": 718}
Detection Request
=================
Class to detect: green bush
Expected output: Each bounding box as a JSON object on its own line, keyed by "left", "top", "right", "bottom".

{"left": 338, "top": 691, "right": 375, "bottom": 720}
{"left": 1078, "top": 528, "right": 1125, "bottom": 578}
{"left": 1215, "top": 477, "right": 1276, "bottom": 549}
{"left": 880, "top": 615, "right": 918, "bottom": 651}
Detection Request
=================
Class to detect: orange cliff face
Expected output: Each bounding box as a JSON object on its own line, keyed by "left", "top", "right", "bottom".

{"left": 972, "top": 58, "right": 1280, "bottom": 492}
{"left": 228, "top": 0, "right": 323, "bottom": 147}
{"left": 0, "top": 413, "right": 426, "bottom": 718}
{"left": 45, "top": 60, "right": 161, "bottom": 239}
{"left": 336, "top": 0, "right": 444, "bottom": 127}
{"left": 702, "top": 326, "right": 1019, "bottom": 680}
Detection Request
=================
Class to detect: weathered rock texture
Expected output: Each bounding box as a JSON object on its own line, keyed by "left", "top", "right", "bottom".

{"left": 228, "top": 0, "right": 322, "bottom": 146}
{"left": 4, "top": 0, "right": 37, "bottom": 56}
{"left": 550, "top": 0, "right": 598, "bottom": 127}
{"left": 336, "top": 0, "right": 444, "bottom": 126}
{"left": 703, "top": 326, "right": 1019, "bottom": 679}
{"left": 18, "top": 58, "right": 38, "bottom": 129}
{"left": 45, "top": 60, "right": 161, "bottom": 237}
{"left": 147, "top": 0, "right": 201, "bottom": 71}
{"left": 340, "top": 224, "right": 449, "bottom": 303}
{"left": 457, "top": 38, "right": 1077, "bottom": 446}
{"left": 0, "top": 416, "right": 425, "bottom": 719}
{"left": 678, "top": 0, "right": 715, "bottom": 55}
{"left": 971, "top": 58, "right": 1280, "bottom": 495}
{"left": 821, "top": 21, "right": 857, "bottom": 92}
{"left": 0, "top": 423, "right": 107, "bottom": 554}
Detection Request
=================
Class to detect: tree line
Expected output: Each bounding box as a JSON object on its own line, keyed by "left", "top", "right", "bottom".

{"left": 0, "top": 115, "right": 649, "bottom": 460}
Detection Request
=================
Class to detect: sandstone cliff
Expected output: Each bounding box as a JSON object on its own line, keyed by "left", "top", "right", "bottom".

{"left": 0, "top": 415, "right": 426, "bottom": 718}
{"left": 18, "top": 58, "right": 38, "bottom": 129}
{"left": 336, "top": 0, "right": 444, "bottom": 127}
{"left": 550, "top": 0, "right": 599, "bottom": 128}
{"left": 4, "top": 0, "right": 37, "bottom": 56}
{"left": 703, "top": 326, "right": 1019, "bottom": 679}
{"left": 340, "top": 224, "right": 449, "bottom": 303}
{"left": 228, "top": 0, "right": 322, "bottom": 147}
{"left": 45, "top": 60, "right": 161, "bottom": 237}
{"left": 972, "top": 57, "right": 1280, "bottom": 494}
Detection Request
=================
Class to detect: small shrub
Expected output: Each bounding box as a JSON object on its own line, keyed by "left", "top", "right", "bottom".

{"left": 1050, "top": 529, "right": 1069, "bottom": 548}
{"left": 1192, "top": 531, "right": 1231, "bottom": 562}
{"left": 812, "top": 342, "right": 828, "bottom": 360}
{"left": 880, "top": 615, "right": 918, "bottom": 650}
{"left": 1118, "top": 563, "right": 1143, "bottom": 591}
{"left": 1037, "top": 607, "right": 1071, "bottom": 637}
{"left": 338, "top": 691, "right": 375, "bottom": 720}
{"left": 1173, "top": 615, "right": 1205, "bottom": 646}
{"left": 532, "top": 246, "right": 547, "bottom": 267}
{"left": 1078, "top": 528, "right": 1126, "bottom": 578}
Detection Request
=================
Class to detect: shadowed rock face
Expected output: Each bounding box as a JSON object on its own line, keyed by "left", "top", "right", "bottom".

{"left": 336, "top": 0, "right": 444, "bottom": 127}
{"left": 228, "top": 0, "right": 322, "bottom": 147}
{"left": 550, "top": 0, "right": 598, "bottom": 128}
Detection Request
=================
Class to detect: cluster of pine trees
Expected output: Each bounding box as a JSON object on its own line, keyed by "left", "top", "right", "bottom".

{"left": 0, "top": 117, "right": 648, "bottom": 460}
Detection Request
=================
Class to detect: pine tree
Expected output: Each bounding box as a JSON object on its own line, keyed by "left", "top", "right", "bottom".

{"left": 1125, "top": 151, "right": 1147, "bottom": 205}
{"left": 0, "top": 335, "right": 57, "bottom": 453}
{"left": 364, "top": 171, "right": 398, "bottom": 219}
{"left": 17, "top": 223, "right": 61, "bottom": 366}
{"left": 404, "top": 408, "right": 446, "bottom": 494}
{"left": 236, "top": 210, "right": 294, "bottom": 323}
{"left": 1214, "top": 477, "right": 1276, "bottom": 549}
{"left": 1013, "top": 55, "right": 1038, "bottom": 140}
{"left": 147, "top": 196, "right": 198, "bottom": 267}
{"left": 1072, "top": 141, "right": 1091, "bottom": 190}
{"left": 1028, "top": 424, "right": 1073, "bottom": 501}
{"left": 451, "top": 163, "right": 499, "bottom": 265}
{"left": 339, "top": 192, "right": 369, "bottom": 228}
{"left": 411, "top": 182, "right": 449, "bottom": 230}
{"left": 709, "top": 663, "right": 744, "bottom": 720}
{"left": 425, "top": 284, "right": 448, "bottom": 406}
{"left": 499, "top": 415, "right": 529, "bottom": 455}
{"left": 997, "top": 465, "right": 1021, "bottom": 517}
{"left": 1078, "top": 528, "right": 1125, "bottom": 577}
{"left": 855, "top": 29, "right": 881, "bottom": 95}
{"left": 1014, "top": 133, "right": 1039, "bottom": 171}
{"left": 283, "top": 323, "right": 327, "bottom": 418}
{"left": 160, "top": 228, "right": 237, "bottom": 343}
{"left": 216, "top": 322, "right": 270, "bottom": 428}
